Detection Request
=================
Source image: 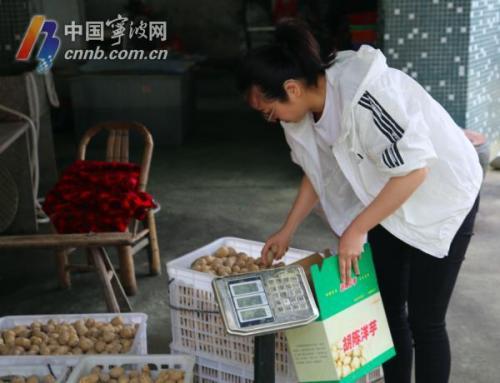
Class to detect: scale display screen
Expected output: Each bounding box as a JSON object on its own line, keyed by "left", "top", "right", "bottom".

{"left": 234, "top": 293, "right": 268, "bottom": 309}
{"left": 237, "top": 306, "right": 273, "bottom": 323}
{"left": 230, "top": 279, "right": 263, "bottom": 296}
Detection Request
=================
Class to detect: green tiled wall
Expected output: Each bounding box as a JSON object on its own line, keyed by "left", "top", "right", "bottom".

{"left": 380, "top": 0, "right": 500, "bottom": 141}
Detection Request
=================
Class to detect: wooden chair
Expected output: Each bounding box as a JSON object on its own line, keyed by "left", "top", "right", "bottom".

{"left": 55, "top": 121, "right": 161, "bottom": 296}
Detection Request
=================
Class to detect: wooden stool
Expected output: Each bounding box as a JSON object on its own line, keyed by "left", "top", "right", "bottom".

{"left": 55, "top": 122, "right": 161, "bottom": 296}
{"left": 0, "top": 233, "right": 136, "bottom": 313}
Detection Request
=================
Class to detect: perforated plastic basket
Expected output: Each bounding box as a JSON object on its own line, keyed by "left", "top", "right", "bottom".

{"left": 171, "top": 343, "right": 383, "bottom": 383}
{"left": 0, "top": 313, "right": 148, "bottom": 367}
{"left": 166, "top": 237, "right": 311, "bottom": 379}
{"left": 66, "top": 355, "right": 195, "bottom": 383}
{"left": 0, "top": 359, "right": 72, "bottom": 383}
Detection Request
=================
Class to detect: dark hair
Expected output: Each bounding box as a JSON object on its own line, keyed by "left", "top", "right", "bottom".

{"left": 237, "top": 18, "right": 335, "bottom": 101}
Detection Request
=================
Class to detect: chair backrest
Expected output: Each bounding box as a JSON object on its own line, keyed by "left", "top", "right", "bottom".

{"left": 77, "top": 121, "right": 153, "bottom": 192}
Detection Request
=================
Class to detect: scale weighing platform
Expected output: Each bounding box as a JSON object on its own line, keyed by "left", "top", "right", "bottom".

{"left": 213, "top": 264, "right": 319, "bottom": 336}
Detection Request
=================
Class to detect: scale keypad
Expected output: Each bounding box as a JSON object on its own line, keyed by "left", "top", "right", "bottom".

{"left": 266, "top": 271, "right": 309, "bottom": 317}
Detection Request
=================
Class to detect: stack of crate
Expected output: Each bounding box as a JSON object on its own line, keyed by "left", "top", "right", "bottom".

{"left": 166, "top": 237, "right": 384, "bottom": 383}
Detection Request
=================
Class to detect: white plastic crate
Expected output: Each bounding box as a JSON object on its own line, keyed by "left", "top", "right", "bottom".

{"left": 0, "top": 313, "right": 148, "bottom": 367}
{"left": 171, "top": 343, "right": 384, "bottom": 383}
{"left": 166, "top": 237, "right": 312, "bottom": 380}
{"left": 0, "top": 359, "right": 72, "bottom": 383}
{"left": 169, "top": 280, "right": 293, "bottom": 378}
{"left": 66, "top": 355, "right": 195, "bottom": 383}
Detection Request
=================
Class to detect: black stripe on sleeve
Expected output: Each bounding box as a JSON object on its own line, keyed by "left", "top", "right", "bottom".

{"left": 393, "top": 142, "right": 404, "bottom": 165}
{"left": 365, "top": 91, "right": 405, "bottom": 136}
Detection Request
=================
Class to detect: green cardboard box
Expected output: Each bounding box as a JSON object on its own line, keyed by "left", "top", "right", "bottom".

{"left": 286, "top": 243, "right": 395, "bottom": 382}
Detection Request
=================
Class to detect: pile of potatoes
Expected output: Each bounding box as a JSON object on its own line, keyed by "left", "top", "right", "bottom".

{"left": 0, "top": 316, "right": 137, "bottom": 356}
{"left": 331, "top": 342, "right": 367, "bottom": 379}
{"left": 190, "top": 245, "right": 285, "bottom": 277}
{"left": 0, "top": 376, "right": 55, "bottom": 383}
{"left": 79, "top": 365, "right": 185, "bottom": 383}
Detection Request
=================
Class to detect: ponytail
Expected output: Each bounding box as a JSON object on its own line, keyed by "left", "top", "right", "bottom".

{"left": 237, "top": 18, "right": 334, "bottom": 101}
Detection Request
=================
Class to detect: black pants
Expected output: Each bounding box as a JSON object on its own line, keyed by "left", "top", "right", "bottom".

{"left": 368, "top": 197, "right": 479, "bottom": 383}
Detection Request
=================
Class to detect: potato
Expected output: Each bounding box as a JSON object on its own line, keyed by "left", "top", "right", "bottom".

{"left": 169, "top": 371, "right": 183, "bottom": 380}
{"left": 119, "top": 326, "right": 135, "bottom": 339}
{"left": 15, "top": 337, "right": 31, "bottom": 349}
{"left": 13, "top": 325, "right": 28, "bottom": 336}
{"left": 40, "top": 344, "right": 51, "bottom": 355}
{"left": 211, "top": 258, "right": 223, "bottom": 267}
{"left": 129, "top": 372, "right": 140, "bottom": 379}
{"left": 59, "top": 331, "right": 70, "bottom": 345}
{"left": 102, "top": 330, "right": 116, "bottom": 343}
{"left": 79, "top": 337, "right": 93, "bottom": 351}
{"left": 117, "top": 376, "right": 129, "bottom": 383}
{"left": 79, "top": 373, "right": 99, "bottom": 383}
{"left": 0, "top": 344, "right": 8, "bottom": 355}
{"left": 94, "top": 340, "right": 106, "bottom": 353}
{"left": 4, "top": 333, "right": 15, "bottom": 347}
{"left": 199, "top": 265, "right": 210, "bottom": 273}
{"left": 31, "top": 321, "right": 42, "bottom": 329}
{"left": 215, "top": 246, "right": 229, "bottom": 258}
{"left": 121, "top": 338, "right": 132, "bottom": 352}
{"left": 28, "top": 344, "right": 40, "bottom": 354}
{"left": 57, "top": 345, "right": 70, "bottom": 354}
{"left": 110, "top": 316, "right": 124, "bottom": 327}
{"left": 11, "top": 377, "right": 25, "bottom": 383}
{"left": 26, "top": 376, "right": 39, "bottom": 383}
{"left": 43, "top": 376, "right": 55, "bottom": 383}
{"left": 30, "top": 335, "right": 43, "bottom": 346}
{"left": 68, "top": 334, "right": 80, "bottom": 347}
{"left": 75, "top": 325, "right": 88, "bottom": 337}
{"left": 106, "top": 342, "right": 121, "bottom": 354}
{"left": 87, "top": 327, "right": 100, "bottom": 338}
{"left": 249, "top": 264, "right": 260, "bottom": 272}
{"left": 110, "top": 367, "right": 125, "bottom": 379}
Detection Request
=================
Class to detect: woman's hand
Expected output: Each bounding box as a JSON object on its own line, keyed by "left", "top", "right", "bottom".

{"left": 261, "top": 228, "right": 292, "bottom": 266}
{"left": 338, "top": 225, "right": 366, "bottom": 285}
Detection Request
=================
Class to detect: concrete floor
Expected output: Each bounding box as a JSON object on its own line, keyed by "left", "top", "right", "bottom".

{"left": 1, "top": 68, "right": 499, "bottom": 382}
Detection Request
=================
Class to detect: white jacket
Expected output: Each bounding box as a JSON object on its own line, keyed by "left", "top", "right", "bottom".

{"left": 281, "top": 45, "right": 482, "bottom": 257}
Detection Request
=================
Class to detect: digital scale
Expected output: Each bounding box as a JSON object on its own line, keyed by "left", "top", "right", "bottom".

{"left": 213, "top": 264, "right": 319, "bottom": 336}
{"left": 213, "top": 264, "right": 319, "bottom": 382}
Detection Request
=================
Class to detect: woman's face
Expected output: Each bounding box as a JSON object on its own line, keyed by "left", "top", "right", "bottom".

{"left": 247, "top": 84, "right": 310, "bottom": 123}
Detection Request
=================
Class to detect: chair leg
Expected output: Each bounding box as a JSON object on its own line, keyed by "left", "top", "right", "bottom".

{"left": 146, "top": 209, "right": 161, "bottom": 275}
{"left": 91, "top": 247, "right": 132, "bottom": 313}
{"left": 55, "top": 247, "right": 71, "bottom": 288}
{"left": 118, "top": 245, "right": 137, "bottom": 296}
